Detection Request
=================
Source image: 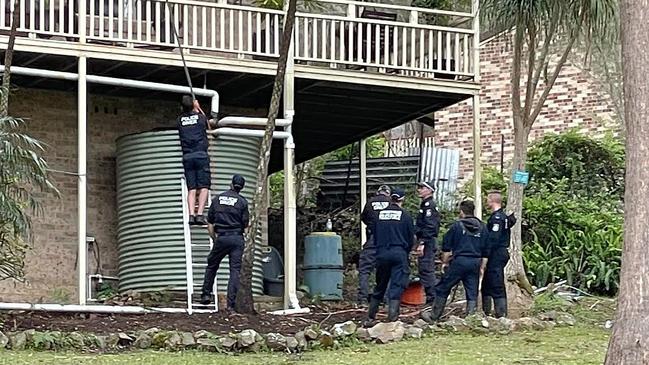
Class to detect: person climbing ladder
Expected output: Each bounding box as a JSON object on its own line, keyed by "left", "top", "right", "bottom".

{"left": 177, "top": 95, "right": 216, "bottom": 225}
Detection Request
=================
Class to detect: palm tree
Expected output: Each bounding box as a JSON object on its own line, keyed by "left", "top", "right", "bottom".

{"left": 604, "top": 1, "right": 649, "bottom": 362}
{"left": 480, "top": 0, "right": 618, "bottom": 309}
{"left": 235, "top": 0, "right": 299, "bottom": 313}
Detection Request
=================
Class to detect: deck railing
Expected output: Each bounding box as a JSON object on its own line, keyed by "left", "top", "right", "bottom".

{"left": 0, "top": 0, "right": 478, "bottom": 81}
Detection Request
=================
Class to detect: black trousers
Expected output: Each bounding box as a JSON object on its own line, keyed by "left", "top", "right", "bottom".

{"left": 482, "top": 247, "right": 510, "bottom": 299}
{"left": 418, "top": 240, "right": 437, "bottom": 303}
{"left": 357, "top": 235, "right": 376, "bottom": 302}
{"left": 201, "top": 234, "right": 244, "bottom": 309}
{"left": 372, "top": 248, "right": 409, "bottom": 301}
{"left": 435, "top": 256, "right": 481, "bottom": 302}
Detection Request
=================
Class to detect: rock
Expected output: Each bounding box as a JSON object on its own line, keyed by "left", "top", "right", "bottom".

{"left": 439, "top": 316, "right": 471, "bottom": 332}
{"left": 117, "top": 332, "right": 134, "bottom": 346}
{"left": 165, "top": 332, "right": 183, "bottom": 350}
{"left": 304, "top": 326, "right": 320, "bottom": 341}
{"left": 481, "top": 318, "right": 490, "bottom": 328}
{"left": 294, "top": 331, "right": 308, "bottom": 349}
{"left": 556, "top": 313, "right": 576, "bottom": 326}
{"left": 318, "top": 331, "right": 335, "bottom": 348}
{"left": 513, "top": 317, "right": 548, "bottom": 331}
{"left": 237, "top": 329, "right": 263, "bottom": 349}
{"left": 144, "top": 328, "right": 161, "bottom": 336}
{"left": 356, "top": 328, "right": 371, "bottom": 341}
{"left": 265, "top": 333, "right": 288, "bottom": 351}
{"left": 331, "top": 321, "right": 357, "bottom": 338}
{"left": 134, "top": 333, "right": 153, "bottom": 349}
{"left": 67, "top": 332, "right": 86, "bottom": 349}
{"left": 368, "top": 322, "right": 406, "bottom": 344}
{"left": 413, "top": 319, "right": 429, "bottom": 329}
{"left": 219, "top": 336, "right": 238, "bottom": 350}
{"left": 539, "top": 310, "right": 558, "bottom": 321}
{"left": 0, "top": 332, "right": 9, "bottom": 349}
{"left": 152, "top": 332, "right": 169, "bottom": 348}
{"left": 9, "top": 331, "right": 27, "bottom": 350}
{"left": 194, "top": 330, "right": 212, "bottom": 339}
{"left": 405, "top": 326, "right": 423, "bottom": 339}
{"left": 487, "top": 317, "right": 514, "bottom": 334}
{"left": 180, "top": 332, "right": 196, "bottom": 348}
{"left": 285, "top": 337, "right": 299, "bottom": 352}
{"left": 197, "top": 338, "right": 220, "bottom": 352}
{"left": 605, "top": 320, "right": 614, "bottom": 329}
{"left": 105, "top": 333, "right": 120, "bottom": 349}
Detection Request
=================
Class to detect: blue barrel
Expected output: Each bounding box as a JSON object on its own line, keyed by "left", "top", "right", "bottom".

{"left": 303, "top": 232, "right": 343, "bottom": 300}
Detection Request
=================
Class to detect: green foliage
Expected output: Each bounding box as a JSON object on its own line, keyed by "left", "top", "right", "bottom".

{"left": 0, "top": 100, "right": 58, "bottom": 281}
{"left": 97, "top": 282, "right": 119, "bottom": 301}
{"left": 531, "top": 291, "right": 571, "bottom": 314}
{"left": 526, "top": 130, "right": 624, "bottom": 200}
{"left": 522, "top": 132, "right": 624, "bottom": 295}
{"left": 49, "top": 288, "right": 72, "bottom": 304}
{"left": 329, "top": 136, "right": 386, "bottom": 161}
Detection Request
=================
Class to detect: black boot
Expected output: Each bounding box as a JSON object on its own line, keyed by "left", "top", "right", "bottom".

{"left": 387, "top": 300, "right": 400, "bottom": 322}
{"left": 363, "top": 298, "right": 381, "bottom": 327}
{"left": 200, "top": 293, "right": 211, "bottom": 305}
{"left": 482, "top": 295, "right": 493, "bottom": 316}
{"left": 421, "top": 297, "right": 446, "bottom": 323}
{"left": 466, "top": 300, "right": 478, "bottom": 316}
{"left": 494, "top": 298, "right": 508, "bottom": 318}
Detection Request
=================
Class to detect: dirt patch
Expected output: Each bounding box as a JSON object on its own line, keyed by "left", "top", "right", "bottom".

{"left": 0, "top": 305, "right": 429, "bottom": 336}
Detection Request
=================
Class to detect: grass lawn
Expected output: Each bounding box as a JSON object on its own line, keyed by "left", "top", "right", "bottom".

{"left": 0, "top": 325, "right": 609, "bottom": 365}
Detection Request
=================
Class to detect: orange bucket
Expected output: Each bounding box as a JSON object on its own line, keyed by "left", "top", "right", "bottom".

{"left": 401, "top": 281, "right": 425, "bottom": 306}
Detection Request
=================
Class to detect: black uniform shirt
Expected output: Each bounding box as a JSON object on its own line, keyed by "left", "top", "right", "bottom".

{"left": 177, "top": 111, "right": 209, "bottom": 156}
{"left": 207, "top": 189, "right": 250, "bottom": 233}
{"left": 415, "top": 196, "right": 441, "bottom": 241}
{"left": 487, "top": 208, "right": 515, "bottom": 251}
{"left": 442, "top": 217, "right": 489, "bottom": 258}
{"left": 373, "top": 203, "right": 415, "bottom": 253}
{"left": 361, "top": 194, "right": 392, "bottom": 233}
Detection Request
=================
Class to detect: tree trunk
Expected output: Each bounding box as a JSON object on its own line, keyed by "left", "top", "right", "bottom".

{"left": 504, "top": 117, "right": 534, "bottom": 316}
{"left": 604, "top": 1, "right": 649, "bottom": 363}
{"left": 1, "top": 0, "right": 20, "bottom": 117}
{"left": 235, "top": 0, "right": 298, "bottom": 314}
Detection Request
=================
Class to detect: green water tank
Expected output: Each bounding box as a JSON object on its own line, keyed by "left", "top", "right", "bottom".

{"left": 116, "top": 129, "right": 265, "bottom": 295}
{"left": 303, "top": 232, "right": 343, "bottom": 300}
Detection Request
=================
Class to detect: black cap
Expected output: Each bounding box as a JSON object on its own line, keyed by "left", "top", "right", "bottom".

{"left": 232, "top": 174, "right": 246, "bottom": 190}
{"left": 377, "top": 185, "right": 391, "bottom": 195}
{"left": 391, "top": 188, "right": 406, "bottom": 201}
{"left": 417, "top": 181, "right": 436, "bottom": 191}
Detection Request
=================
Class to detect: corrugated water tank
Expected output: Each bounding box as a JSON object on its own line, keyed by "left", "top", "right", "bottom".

{"left": 116, "top": 129, "right": 265, "bottom": 295}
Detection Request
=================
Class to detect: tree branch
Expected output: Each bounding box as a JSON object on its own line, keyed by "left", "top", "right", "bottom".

{"left": 528, "top": 31, "right": 579, "bottom": 126}
{"left": 529, "top": 14, "right": 560, "bottom": 113}
{"left": 523, "top": 20, "right": 538, "bottom": 119}
{"left": 511, "top": 25, "right": 525, "bottom": 126}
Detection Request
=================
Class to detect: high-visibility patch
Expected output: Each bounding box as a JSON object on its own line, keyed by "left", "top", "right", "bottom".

{"left": 492, "top": 223, "right": 500, "bottom": 232}
{"left": 219, "top": 196, "right": 238, "bottom": 206}
{"left": 379, "top": 210, "right": 403, "bottom": 221}
{"left": 371, "top": 202, "right": 389, "bottom": 210}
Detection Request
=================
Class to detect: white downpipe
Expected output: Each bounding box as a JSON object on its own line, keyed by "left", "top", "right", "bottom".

{"left": 78, "top": 56, "right": 88, "bottom": 306}
{"left": 0, "top": 65, "right": 220, "bottom": 115}
{"left": 0, "top": 302, "right": 216, "bottom": 314}
{"left": 472, "top": 94, "right": 482, "bottom": 219}
{"left": 208, "top": 127, "right": 292, "bottom": 139}
{"left": 181, "top": 177, "right": 195, "bottom": 314}
{"left": 218, "top": 116, "right": 292, "bottom": 127}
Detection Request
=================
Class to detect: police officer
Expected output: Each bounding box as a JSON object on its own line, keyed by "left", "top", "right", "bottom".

{"left": 200, "top": 175, "right": 250, "bottom": 311}
{"left": 481, "top": 191, "right": 516, "bottom": 318}
{"left": 415, "top": 181, "right": 441, "bottom": 305}
{"left": 422, "top": 200, "right": 489, "bottom": 322}
{"left": 177, "top": 95, "right": 216, "bottom": 226}
{"left": 357, "top": 184, "right": 392, "bottom": 305}
{"left": 364, "top": 188, "right": 415, "bottom": 326}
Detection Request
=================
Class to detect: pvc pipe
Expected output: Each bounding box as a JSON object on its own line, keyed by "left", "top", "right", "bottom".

{"left": 78, "top": 56, "right": 88, "bottom": 306}
{"left": 269, "top": 307, "right": 311, "bottom": 315}
{"left": 208, "top": 127, "right": 292, "bottom": 139}
{"left": 0, "top": 65, "right": 220, "bottom": 115}
{"left": 472, "top": 95, "right": 482, "bottom": 219}
{"left": 218, "top": 116, "right": 292, "bottom": 127}
{"left": 0, "top": 302, "right": 216, "bottom": 314}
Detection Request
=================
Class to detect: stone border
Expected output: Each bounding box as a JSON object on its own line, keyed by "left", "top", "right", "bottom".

{"left": 0, "top": 312, "right": 577, "bottom": 353}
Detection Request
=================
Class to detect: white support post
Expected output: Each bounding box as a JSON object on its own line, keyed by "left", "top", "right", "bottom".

{"left": 79, "top": 0, "right": 86, "bottom": 43}
{"left": 472, "top": 94, "right": 482, "bottom": 219}
{"left": 359, "top": 138, "right": 367, "bottom": 247}
{"left": 471, "top": 0, "right": 480, "bottom": 82}
{"left": 283, "top": 3, "right": 299, "bottom": 310}
{"left": 77, "top": 56, "right": 87, "bottom": 305}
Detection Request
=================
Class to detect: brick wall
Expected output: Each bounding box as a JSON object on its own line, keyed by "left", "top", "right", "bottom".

{"left": 0, "top": 88, "right": 178, "bottom": 302}
{"left": 431, "top": 33, "right": 618, "bottom": 184}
